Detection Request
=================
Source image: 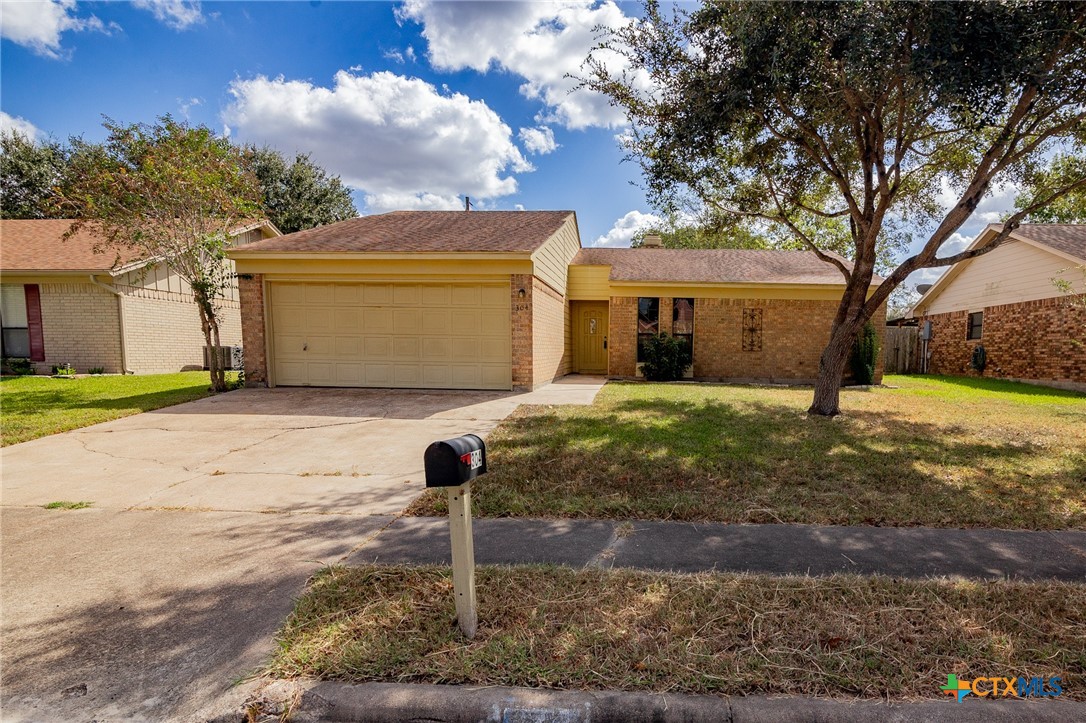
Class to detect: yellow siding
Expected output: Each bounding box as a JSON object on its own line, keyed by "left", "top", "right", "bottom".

{"left": 529, "top": 214, "right": 581, "bottom": 294}
{"left": 567, "top": 265, "right": 612, "bottom": 300}
{"left": 919, "top": 240, "right": 1085, "bottom": 315}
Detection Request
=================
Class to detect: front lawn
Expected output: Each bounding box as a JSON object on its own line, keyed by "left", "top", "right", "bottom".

{"left": 408, "top": 375, "right": 1086, "bottom": 529}
{"left": 269, "top": 564, "right": 1086, "bottom": 700}
{"left": 0, "top": 372, "right": 227, "bottom": 445}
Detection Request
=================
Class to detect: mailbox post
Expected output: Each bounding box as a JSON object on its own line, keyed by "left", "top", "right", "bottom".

{"left": 424, "top": 434, "right": 487, "bottom": 639}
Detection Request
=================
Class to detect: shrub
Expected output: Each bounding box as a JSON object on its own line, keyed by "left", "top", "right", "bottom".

{"left": 2, "top": 357, "right": 35, "bottom": 376}
{"left": 51, "top": 363, "right": 75, "bottom": 376}
{"left": 849, "top": 322, "right": 880, "bottom": 385}
{"left": 88, "top": 367, "right": 105, "bottom": 375}
{"left": 640, "top": 332, "right": 692, "bottom": 382}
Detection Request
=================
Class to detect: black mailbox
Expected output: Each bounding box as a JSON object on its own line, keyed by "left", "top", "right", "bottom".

{"left": 424, "top": 434, "right": 487, "bottom": 488}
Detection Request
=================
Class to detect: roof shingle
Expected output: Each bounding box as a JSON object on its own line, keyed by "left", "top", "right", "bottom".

{"left": 230, "top": 210, "right": 575, "bottom": 254}
{"left": 1010, "top": 224, "right": 1086, "bottom": 262}
{"left": 0, "top": 219, "right": 142, "bottom": 272}
{"left": 572, "top": 248, "right": 852, "bottom": 285}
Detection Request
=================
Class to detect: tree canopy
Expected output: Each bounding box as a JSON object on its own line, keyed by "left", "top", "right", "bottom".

{"left": 60, "top": 117, "right": 263, "bottom": 391}
{"left": 0, "top": 131, "right": 68, "bottom": 219}
{"left": 587, "top": 0, "right": 1086, "bottom": 414}
{"left": 247, "top": 147, "right": 357, "bottom": 234}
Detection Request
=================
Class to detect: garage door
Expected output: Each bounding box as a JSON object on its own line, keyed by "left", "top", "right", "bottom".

{"left": 269, "top": 282, "right": 512, "bottom": 390}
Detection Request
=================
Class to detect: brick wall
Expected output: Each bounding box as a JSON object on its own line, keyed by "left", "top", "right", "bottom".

{"left": 608, "top": 295, "right": 885, "bottom": 383}
{"left": 510, "top": 274, "right": 533, "bottom": 390}
{"left": 37, "top": 282, "right": 123, "bottom": 374}
{"left": 532, "top": 277, "right": 571, "bottom": 386}
{"left": 238, "top": 274, "right": 268, "bottom": 387}
{"left": 921, "top": 297, "right": 1085, "bottom": 386}
{"left": 120, "top": 285, "right": 241, "bottom": 373}
{"left": 608, "top": 296, "right": 639, "bottom": 377}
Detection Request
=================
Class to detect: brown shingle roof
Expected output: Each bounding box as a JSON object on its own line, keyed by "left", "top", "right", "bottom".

{"left": 1010, "top": 224, "right": 1086, "bottom": 262}
{"left": 0, "top": 219, "right": 143, "bottom": 272}
{"left": 230, "top": 210, "right": 575, "bottom": 254}
{"left": 571, "top": 248, "right": 852, "bottom": 285}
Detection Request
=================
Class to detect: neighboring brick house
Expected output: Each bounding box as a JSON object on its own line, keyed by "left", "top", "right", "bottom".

{"left": 911, "top": 224, "right": 1086, "bottom": 392}
{"left": 228, "top": 211, "right": 882, "bottom": 391}
{"left": 0, "top": 219, "right": 280, "bottom": 374}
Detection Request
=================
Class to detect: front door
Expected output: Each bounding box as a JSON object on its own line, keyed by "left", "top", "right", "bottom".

{"left": 573, "top": 301, "right": 609, "bottom": 374}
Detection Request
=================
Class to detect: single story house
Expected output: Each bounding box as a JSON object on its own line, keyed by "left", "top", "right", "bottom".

{"left": 0, "top": 218, "right": 280, "bottom": 374}
{"left": 228, "top": 211, "right": 882, "bottom": 391}
{"left": 910, "top": 223, "right": 1086, "bottom": 391}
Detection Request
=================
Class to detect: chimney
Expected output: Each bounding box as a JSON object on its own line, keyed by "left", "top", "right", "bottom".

{"left": 642, "top": 234, "right": 662, "bottom": 248}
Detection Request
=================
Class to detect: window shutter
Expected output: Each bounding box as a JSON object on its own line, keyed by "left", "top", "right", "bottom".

{"left": 25, "top": 284, "right": 45, "bottom": 361}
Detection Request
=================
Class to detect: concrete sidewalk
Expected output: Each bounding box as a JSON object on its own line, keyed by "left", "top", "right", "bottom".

{"left": 347, "top": 515, "right": 1086, "bottom": 581}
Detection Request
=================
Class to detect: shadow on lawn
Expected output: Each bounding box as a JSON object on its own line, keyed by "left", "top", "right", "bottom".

{"left": 413, "top": 396, "right": 1086, "bottom": 530}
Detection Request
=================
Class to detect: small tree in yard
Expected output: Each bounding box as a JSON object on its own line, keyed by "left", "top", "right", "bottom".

{"left": 60, "top": 117, "right": 262, "bottom": 392}
{"left": 587, "top": 1, "right": 1086, "bottom": 415}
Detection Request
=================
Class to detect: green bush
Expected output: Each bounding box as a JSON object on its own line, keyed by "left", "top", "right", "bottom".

{"left": 849, "top": 322, "right": 880, "bottom": 385}
{"left": 2, "top": 357, "right": 35, "bottom": 376}
{"left": 640, "top": 333, "right": 692, "bottom": 382}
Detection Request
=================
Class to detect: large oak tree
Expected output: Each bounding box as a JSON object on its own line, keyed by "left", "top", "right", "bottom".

{"left": 587, "top": 1, "right": 1086, "bottom": 415}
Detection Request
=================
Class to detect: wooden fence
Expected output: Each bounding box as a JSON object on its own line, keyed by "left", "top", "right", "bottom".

{"left": 884, "top": 326, "right": 920, "bottom": 374}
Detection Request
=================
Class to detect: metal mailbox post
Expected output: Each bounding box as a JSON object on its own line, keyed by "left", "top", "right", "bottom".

{"left": 424, "top": 433, "right": 487, "bottom": 639}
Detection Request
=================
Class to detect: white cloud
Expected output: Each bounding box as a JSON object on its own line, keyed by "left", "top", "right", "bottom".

{"left": 593, "top": 210, "right": 664, "bottom": 247}
{"left": 518, "top": 125, "right": 558, "bottom": 155}
{"left": 383, "top": 49, "right": 405, "bottom": 64}
{"left": 177, "top": 96, "right": 202, "bottom": 120}
{"left": 132, "top": 0, "right": 204, "bottom": 30}
{"left": 0, "top": 111, "right": 42, "bottom": 140}
{"left": 0, "top": 0, "right": 111, "bottom": 58}
{"left": 224, "top": 70, "right": 533, "bottom": 214}
{"left": 399, "top": 0, "right": 649, "bottom": 130}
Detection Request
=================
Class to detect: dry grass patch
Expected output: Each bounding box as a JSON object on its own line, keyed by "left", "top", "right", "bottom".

{"left": 270, "top": 564, "right": 1086, "bottom": 700}
{"left": 407, "top": 375, "right": 1086, "bottom": 529}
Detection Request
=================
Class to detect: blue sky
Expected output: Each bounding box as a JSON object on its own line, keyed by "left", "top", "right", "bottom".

{"left": 1, "top": 0, "right": 1016, "bottom": 286}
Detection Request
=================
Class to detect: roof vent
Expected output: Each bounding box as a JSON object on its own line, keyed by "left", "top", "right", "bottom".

{"left": 642, "top": 234, "right": 663, "bottom": 248}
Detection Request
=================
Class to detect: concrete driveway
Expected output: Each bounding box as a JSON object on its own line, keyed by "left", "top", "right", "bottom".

{"left": 0, "top": 378, "right": 604, "bottom": 722}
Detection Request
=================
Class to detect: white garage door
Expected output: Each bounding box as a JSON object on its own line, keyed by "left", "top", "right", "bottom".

{"left": 269, "top": 282, "right": 512, "bottom": 390}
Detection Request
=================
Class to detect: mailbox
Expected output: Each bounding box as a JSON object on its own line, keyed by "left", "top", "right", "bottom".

{"left": 424, "top": 434, "right": 487, "bottom": 488}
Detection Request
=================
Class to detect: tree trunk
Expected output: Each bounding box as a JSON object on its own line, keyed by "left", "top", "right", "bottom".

{"left": 808, "top": 324, "right": 856, "bottom": 416}
{"left": 194, "top": 290, "right": 227, "bottom": 393}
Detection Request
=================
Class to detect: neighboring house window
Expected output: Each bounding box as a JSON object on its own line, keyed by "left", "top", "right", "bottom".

{"left": 1, "top": 284, "right": 30, "bottom": 358}
{"left": 967, "top": 311, "right": 983, "bottom": 340}
{"left": 673, "top": 298, "right": 694, "bottom": 362}
{"left": 637, "top": 297, "right": 659, "bottom": 362}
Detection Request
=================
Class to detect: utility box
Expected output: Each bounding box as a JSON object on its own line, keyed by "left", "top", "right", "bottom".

{"left": 424, "top": 434, "right": 487, "bottom": 488}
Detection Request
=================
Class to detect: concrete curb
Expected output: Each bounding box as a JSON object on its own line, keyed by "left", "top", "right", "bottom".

{"left": 206, "top": 679, "right": 1086, "bottom": 723}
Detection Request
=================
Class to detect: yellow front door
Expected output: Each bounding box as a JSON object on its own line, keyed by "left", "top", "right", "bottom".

{"left": 574, "top": 302, "right": 609, "bottom": 374}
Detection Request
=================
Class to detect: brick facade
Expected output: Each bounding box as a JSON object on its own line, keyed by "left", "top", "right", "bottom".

{"left": 238, "top": 274, "right": 268, "bottom": 387}
{"left": 920, "top": 297, "right": 1085, "bottom": 388}
{"left": 531, "top": 277, "right": 571, "bottom": 387}
{"left": 606, "top": 295, "right": 886, "bottom": 383}
{"left": 120, "top": 285, "right": 241, "bottom": 373}
{"left": 37, "top": 282, "right": 123, "bottom": 374}
{"left": 510, "top": 274, "right": 534, "bottom": 390}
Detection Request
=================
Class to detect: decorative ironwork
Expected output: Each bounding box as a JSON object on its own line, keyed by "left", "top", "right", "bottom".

{"left": 742, "top": 308, "right": 763, "bottom": 351}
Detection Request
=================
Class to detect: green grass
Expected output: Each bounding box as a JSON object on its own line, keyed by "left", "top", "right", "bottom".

{"left": 269, "top": 564, "right": 1086, "bottom": 700}
{"left": 408, "top": 375, "right": 1086, "bottom": 529}
{"left": 43, "top": 501, "right": 93, "bottom": 510}
{"left": 0, "top": 372, "right": 231, "bottom": 446}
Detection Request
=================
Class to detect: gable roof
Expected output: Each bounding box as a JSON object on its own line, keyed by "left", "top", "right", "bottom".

{"left": 909, "top": 223, "right": 1086, "bottom": 315}
{"left": 1, "top": 218, "right": 281, "bottom": 274}
{"left": 0, "top": 219, "right": 143, "bottom": 273}
{"left": 571, "top": 247, "right": 853, "bottom": 285}
{"left": 229, "top": 211, "right": 575, "bottom": 255}
{"left": 1010, "top": 223, "right": 1086, "bottom": 263}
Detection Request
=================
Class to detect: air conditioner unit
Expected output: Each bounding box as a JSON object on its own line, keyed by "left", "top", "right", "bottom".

{"left": 203, "top": 345, "right": 241, "bottom": 370}
{"left": 230, "top": 345, "right": 244, "bottom": 370}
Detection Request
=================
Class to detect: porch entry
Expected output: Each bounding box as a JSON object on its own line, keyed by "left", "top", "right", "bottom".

{"left": 572, "top": 301, "right": 609, "bottom": 374}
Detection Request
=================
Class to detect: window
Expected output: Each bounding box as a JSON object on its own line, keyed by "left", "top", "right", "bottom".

{"left": 1, "top": 285, "right": 30, "bottom": 358}
{"left": 673, "top": 298, "right": 694, "bottom": 363}
{"left": 637, "top": 297, "right": 659, "bottom": 362}
{"left": 967, "top": 311, "right": 983, "bottom": 340}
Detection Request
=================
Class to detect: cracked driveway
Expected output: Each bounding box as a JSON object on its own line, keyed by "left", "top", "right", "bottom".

{"left": 0, "top": 380, "right": 605, "bottom": 722}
